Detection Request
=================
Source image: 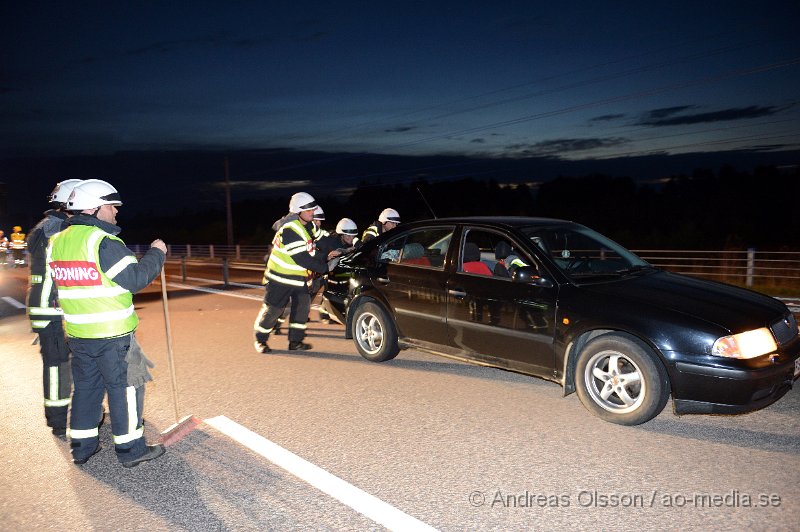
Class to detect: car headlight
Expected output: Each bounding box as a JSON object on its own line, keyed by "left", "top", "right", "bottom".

{"left": 711, "top": 328, "right": 778, "bottom": 359}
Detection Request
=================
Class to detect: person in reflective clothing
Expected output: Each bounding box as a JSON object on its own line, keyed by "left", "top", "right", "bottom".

{"left": 10, "top": 225, "right": 27, "bottom": 267}
{"left": 26, "top": 179, "right": 83, "bottom": 436}
{"left": 361, "top": 208, "right": 400, "bottom": 243}
{"left": 253, "top": 192, "right": 330, "bottom": 353}
{"left": 47, "top": 179, "right": 167, "bottom": 467}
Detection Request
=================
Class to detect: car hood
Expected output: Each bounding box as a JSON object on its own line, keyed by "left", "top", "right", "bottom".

{"left": 580, "top": 270, "right": 786, "bottom": 333}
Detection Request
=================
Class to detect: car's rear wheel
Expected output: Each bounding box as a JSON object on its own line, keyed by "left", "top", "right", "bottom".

{"left": 575, "top": 333, "right": 670, "bottom": 425}
{"left": 351, "top": 301, "right": 399, "bottom": 362}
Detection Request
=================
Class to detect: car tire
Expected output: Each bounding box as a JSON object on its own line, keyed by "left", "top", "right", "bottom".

{"left": 351, "top": 301, "right": 400, "bottom": 362}
{"left": 575, "top": 333, "right": 670, "bottom": 425}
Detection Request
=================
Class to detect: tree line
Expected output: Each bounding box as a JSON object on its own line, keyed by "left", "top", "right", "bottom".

{"left": 125, "top": 164, "right": 799, "bottom": 251}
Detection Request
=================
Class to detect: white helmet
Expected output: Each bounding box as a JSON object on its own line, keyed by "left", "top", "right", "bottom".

{"left": 289, "top": 192, "right": 317, "bottom": 213}
{"left": 49, "top": 179, "right": 83, "bottom": 206}
{"left": 67, "top": 179, "right": 122, "bottom": 211}
{"left": 313, "top": 205, "right": 325, "bottom": 221}
{"left": 335, "top": 218, "right": 358, "bottom": 235}
{"left": 378, "top": 208, "right": 401, "bottom": 224}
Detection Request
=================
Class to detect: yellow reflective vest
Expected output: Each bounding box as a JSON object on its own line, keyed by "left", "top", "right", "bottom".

{"left": 265, "top": 219, "right": 317, "bottom": 288}
{"left": 48, "top": 225, "right": 138, "bottom": 338}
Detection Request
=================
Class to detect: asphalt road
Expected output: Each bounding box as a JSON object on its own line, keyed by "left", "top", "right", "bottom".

{"left": 1, "top": 265, "right": 798, "bottom": 530}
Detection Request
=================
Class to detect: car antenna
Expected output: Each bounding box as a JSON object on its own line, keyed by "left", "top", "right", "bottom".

{"left": 416, "top": 187, "right": 438, "bottom": 219}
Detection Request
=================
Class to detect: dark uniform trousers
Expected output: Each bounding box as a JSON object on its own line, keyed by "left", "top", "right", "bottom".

{"left": 38, "top": 321, "right": 72, "bottom": 429}
{"left": 254, "top": 281, "right": 311, "bottom": 343}
{"left": 68, "top": 335, "right": 147, "bottom": 462}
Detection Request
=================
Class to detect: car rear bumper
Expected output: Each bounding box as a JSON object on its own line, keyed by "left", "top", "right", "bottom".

{"left": 668, "top": 349, "right": 799, "bottom": 415}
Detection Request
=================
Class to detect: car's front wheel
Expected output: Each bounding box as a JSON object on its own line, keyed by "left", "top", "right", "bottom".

{"left": 575, "top": 333, "right": 670, "bottom": 425}
{"left": 351, "top": 301, "right": 399, "bottom": 362}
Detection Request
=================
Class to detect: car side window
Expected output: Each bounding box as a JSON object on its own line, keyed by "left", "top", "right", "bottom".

{"left": 460, "top": 229, "right": 537, "bottom": 278}
{"left": 378, "top": 228, "right": 454, "bottom": 269}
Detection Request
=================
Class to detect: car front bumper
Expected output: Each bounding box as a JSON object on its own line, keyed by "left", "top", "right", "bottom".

{"left": 667, "top": 347, "right": 799, "bottom": 415}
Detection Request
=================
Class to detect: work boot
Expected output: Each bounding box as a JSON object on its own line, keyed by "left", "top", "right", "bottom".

{"left": 122, "top": 444, "right": 165, "bottom": 468}
{"left": 51, "top": 426, "right": 67, "bottom": 437}
{"left": 73, "top": 445, "right": 101, "bottom": 465}
{"left": 254, "top": 341, "right": 272, "bottom": 354}
{"left": 288, "top": 341, "right": 312, "bottom": 351}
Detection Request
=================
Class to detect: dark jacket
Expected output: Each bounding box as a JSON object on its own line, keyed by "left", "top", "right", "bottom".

{"left": 26, "top": 210, "right": 69, "bottom": 327}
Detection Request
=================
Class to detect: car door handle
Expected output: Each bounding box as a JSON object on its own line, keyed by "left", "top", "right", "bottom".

{"left": 377, "top": 277, "right": 390, "bottom": 284}
{"left": 448, "top": 289, "right": 467, "bottom": 297}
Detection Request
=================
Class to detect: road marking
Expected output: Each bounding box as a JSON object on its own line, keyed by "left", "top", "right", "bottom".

{"left": 183, "top": 275, "right": 262, "bottom": 289}
{"left": 205, "top": 415, "right": 436, "bottom": 532}
{"left": 166, "top": 282, "right": 262, "bottom": 301}
{"left": 1, "top": 296, "right": 26, "bottom": 309}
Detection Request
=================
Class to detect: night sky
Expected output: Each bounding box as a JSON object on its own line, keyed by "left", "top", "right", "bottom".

{"left": 2, "top": 1, "right": 799, "bottom": 222}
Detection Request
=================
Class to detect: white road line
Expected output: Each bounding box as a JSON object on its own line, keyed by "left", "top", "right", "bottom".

{"left": 166, "top": 282, "right": 262, "bottom": 301}
{"left": 183, "top": 276, "right": 262, "bottom": 289}
{"left": 205, "top": 415, "right": 437, "bottom": 532}
{"left": 1, "top": 296, "right": 26, "bottom": 309}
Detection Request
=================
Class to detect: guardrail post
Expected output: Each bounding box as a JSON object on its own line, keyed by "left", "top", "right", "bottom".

{"left": 181, "top": 256, "right": 187, "bottom": 283}
{"left": 222, "top": 257, "right": 229, "bottom": 288}
{"left": 236, "top": 244, "right": 241, "bottom": 260}
{"left": 746, "top": 248, "right": 755, "bottom": 287}
{"left": 186, "top": 244, "right": 192, "bottom": 259}
{"left": 210, "top": 245, "right": 215, "bottom": 259}
{"left": 167, "top": 244, "right": 172, "bottom": 258}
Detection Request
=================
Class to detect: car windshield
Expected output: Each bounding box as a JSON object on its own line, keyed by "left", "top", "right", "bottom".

{"left": 521, "top": 224, "right": 653, "bottom": 281}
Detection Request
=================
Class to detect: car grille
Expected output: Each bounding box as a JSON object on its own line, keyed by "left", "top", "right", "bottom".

{"left": 770, "top": 313, "right": 798, "bottom": 346}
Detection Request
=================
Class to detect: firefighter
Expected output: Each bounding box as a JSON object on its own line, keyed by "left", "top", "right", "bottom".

{"left": 48, "top": 179, "right": 167, "bottom": 467}
{"left": 27, "top": 179, "right": 83, "bottom": 436}
{"left": 493, "top": 241, "right": 529, "bottom": 277}
{"left": 316, "top": 218, "right": 359, "bottom": 264}
{"left": 253, "top": 192, "right": 330, "bottom": 353}
{"left": 361, "top": 208, "right": 400, "bottom": 243}
{"left": 10, "top": 225, "right": 27, "bottom": 267}
{"left": 317, "top": 218, "right": 360, "bottom": 304}
{"left": 0, "top": 230, "right": 8, "bottom": 266}
{"left": 312, "top": 206, "right": 329, "bottom": 240}
{"left": 310, "top": 218, "right": 359, "bottom": 323}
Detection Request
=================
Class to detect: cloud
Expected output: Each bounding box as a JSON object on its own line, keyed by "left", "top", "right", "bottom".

{"left": 645, "top": 106, "right": 695, "bottom": 120}
{"left": 589, "top": 113, "right": 626, "bottom": 123}
{"left": 506, "top": 137, "right": 629, "bottom": 156}
{"left": 385, "top": 126, "right": 416, "bottom": 133}
{"left": 470, "top": 138, "right": 486, "bottom": 144}
{"left": 639, "top": 105, "right": 782, "bottom": 126}
{"left": 221, "top": 179, "right": 313, "bottom": 191}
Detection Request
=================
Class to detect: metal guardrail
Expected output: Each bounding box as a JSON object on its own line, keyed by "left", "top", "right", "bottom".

{"left": 133, "top": 244, "right": 800, "bottom": 290}
{"left": 634, "top": 249, "right": 800, "bottom": 289}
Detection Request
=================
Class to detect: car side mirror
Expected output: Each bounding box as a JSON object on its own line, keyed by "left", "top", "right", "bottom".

{"left": 513, "top": 266, "right": 553, "bottom": 288}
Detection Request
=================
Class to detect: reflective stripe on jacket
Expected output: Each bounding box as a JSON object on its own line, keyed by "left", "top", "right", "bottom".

{"left": 361, "top": 222, "right": 382, "bottom": 243}
{"left": 27, "top": 214, "right": 67, "bottom": 330}
{"left": 48, "top": 225, "right": 138, "bottom": 338}
{"left": 265, "top": 219, "right": 316, "bottom": 287}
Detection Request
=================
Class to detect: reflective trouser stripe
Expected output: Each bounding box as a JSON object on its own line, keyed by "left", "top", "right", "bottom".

{"left": 44, "top": 366, "right": 70, "bottom": 406}
{"left": 253, "top": 304, "right": 275, "bottom": 333}
{"left": 31, "top": 320, "right": 53, "bottom": 329}
{"left": 69, "top": 427, "right": 99, "bottom": 439}
{"left": 112, "top": 386, "right": 143, "bottom": 445}
{"left": 289, "top": 323, "right": 307, "bottom": 329}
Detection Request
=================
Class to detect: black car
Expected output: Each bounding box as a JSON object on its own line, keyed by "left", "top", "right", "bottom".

{"left": 323, "top": 217, "right": 800, "bottom": 425}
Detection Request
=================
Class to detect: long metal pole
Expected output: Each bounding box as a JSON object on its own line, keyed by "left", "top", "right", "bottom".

{"left": 225, "top": 157, "right": 234, "bottom": 248}
{"left": 160, "top": 267, "right": 180, "bottom": 422}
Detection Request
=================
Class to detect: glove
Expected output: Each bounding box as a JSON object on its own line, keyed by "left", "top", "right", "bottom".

{"left": 125, "top": 334, "right": 155, "bottom": 388}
